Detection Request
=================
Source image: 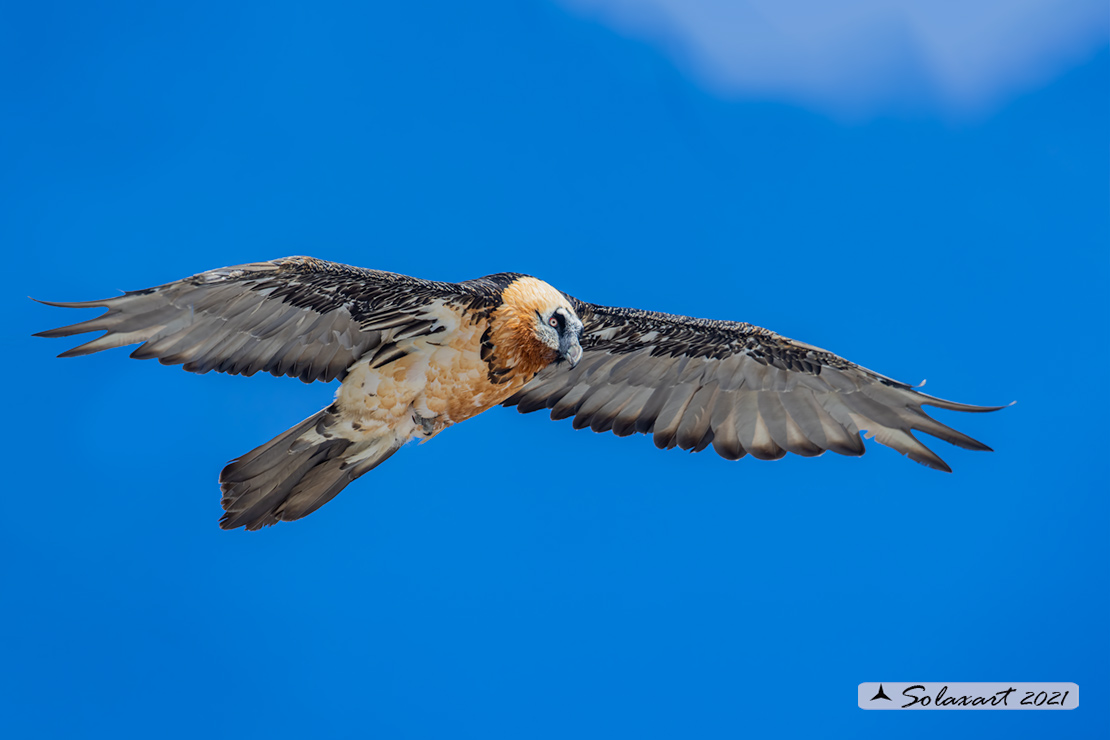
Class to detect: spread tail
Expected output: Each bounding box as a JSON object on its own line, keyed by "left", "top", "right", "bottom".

{"left": 218, "top": 405, "right": 400, "bottom": 530}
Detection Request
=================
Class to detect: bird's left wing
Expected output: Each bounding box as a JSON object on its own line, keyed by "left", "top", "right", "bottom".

{"left": 35, "top": 256, "right": 480, "bottom": 383}
{"left": 505, "top": 300, "right": 1003, "bottom": 471}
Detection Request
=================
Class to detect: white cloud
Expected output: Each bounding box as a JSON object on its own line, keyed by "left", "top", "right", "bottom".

{"left": 557, "top": 0, "right": 1108, "bottom": 118}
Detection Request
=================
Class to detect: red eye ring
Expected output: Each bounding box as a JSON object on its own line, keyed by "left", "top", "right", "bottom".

{"left": 549, "top": 317, "right": 558, "bottom": 327}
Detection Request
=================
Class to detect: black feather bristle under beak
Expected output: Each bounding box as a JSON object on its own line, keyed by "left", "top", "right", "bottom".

{"left": 561, "top": 333, "right": 582, "bottom": 368}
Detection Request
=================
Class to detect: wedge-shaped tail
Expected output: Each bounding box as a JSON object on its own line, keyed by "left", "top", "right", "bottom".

{"left": 219, "top": 405, "right": 400, "bottom": 530}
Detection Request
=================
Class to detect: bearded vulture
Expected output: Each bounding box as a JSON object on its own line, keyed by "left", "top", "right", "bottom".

{"left": 35, "top": 256, "right": 1002, "bottom": 529}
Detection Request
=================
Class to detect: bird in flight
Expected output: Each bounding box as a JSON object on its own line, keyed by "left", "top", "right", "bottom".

{"left": 36, "top": 256, "right": 1001, "bottom": 530}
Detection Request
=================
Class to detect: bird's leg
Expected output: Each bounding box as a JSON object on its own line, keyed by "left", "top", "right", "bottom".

{"left": 411, "top": 409, "right": 446, "bottom": 440}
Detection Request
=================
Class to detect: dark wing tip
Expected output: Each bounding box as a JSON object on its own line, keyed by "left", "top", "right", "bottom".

{"left": 906, "top": 449, "right": 953, "bottom": 473}
{"left": 31, "top": 297, "right": 112, "bottom": 309}
{"left": 33, "top": 297, "right": 116, "bottom": 340}
{"left": 920, "top": 396, "right": 1012, "bottom": 413}
{"left": 218, "top": 510, "right": 272, "bottom": 531}
{"left": 56, "top": 346, "right": 96, "bottom": 359}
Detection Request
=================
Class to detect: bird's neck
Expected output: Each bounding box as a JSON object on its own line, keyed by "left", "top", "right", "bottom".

{"left": 484, "top": 277, "right": 563, "bottom": 380}
{"left": 486, "top": 306, "right": 557, "bottom": 380}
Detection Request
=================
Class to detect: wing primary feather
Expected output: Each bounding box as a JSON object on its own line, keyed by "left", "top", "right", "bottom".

{"left": 709, "top": 402, "right": 746, "bottom": 461}
{"left": 778, "top": 390, "right": 829, "bottom": 450}
{"left": 863, "top": 427, "right": 952, "bottom": 472}
{"left": 587, "top": 386, "right": 642, "bottom": 433}
{"left": 33, "top": 311, "right": 123, "bottom": 338}
{"left": 692, "top": 427, "right": 714, "bottom": 453}
{"left": 550, "top": 385, "right": 591, "bottom": 421}
{"left": 509, "top": 388, "right": 557, "bottom": 414}
{"left": 572, "top": 385, "right": 625, "bottom": 430}
{"left": 652, "top": 382, "right": 700, "bottom": 449}
{"left": 610, "top": 387, "right": 656, "bottom": 437}
{"left": 758, "top": 392, "right": 823, "bottom": 457}
{"left": 750, "top": 414, "right": 786, "bottom": 460}
{"left": 811, "top": 394, "right": 867, "bottom": 456}
{"left": 674, "top": 381, "right": 719, "bottom": 451}
{"left": 632, "top": 384, "right": 674, "bottom": 434}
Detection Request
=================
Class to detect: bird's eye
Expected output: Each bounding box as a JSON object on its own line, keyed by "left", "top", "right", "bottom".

{"left": 549, "top": 317, "right": 558, "bottom": 328}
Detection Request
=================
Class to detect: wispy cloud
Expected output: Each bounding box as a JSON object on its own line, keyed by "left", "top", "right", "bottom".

{"left": 557, "top": 0, "right": 1108, "bottom": 118}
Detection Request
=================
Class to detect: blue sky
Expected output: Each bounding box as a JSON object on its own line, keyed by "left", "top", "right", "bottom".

{"left": 3, "top": 2, "right": 1107, "bottom": 738}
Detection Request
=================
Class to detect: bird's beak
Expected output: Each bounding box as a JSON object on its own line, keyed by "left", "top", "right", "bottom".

{"left": 563, "top": 335, "right": 582, "bottom": 369}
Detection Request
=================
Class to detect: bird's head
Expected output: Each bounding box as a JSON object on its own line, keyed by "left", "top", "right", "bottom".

{"left": 491, "top": 276, "right": 584, "bottom": 374}
{"left": 533, "top": 303, "right": 583, "bottom": 369}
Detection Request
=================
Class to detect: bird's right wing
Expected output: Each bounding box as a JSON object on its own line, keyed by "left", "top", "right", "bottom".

{"left": 34, "top": 256, "right": 481, "bottom": 383}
